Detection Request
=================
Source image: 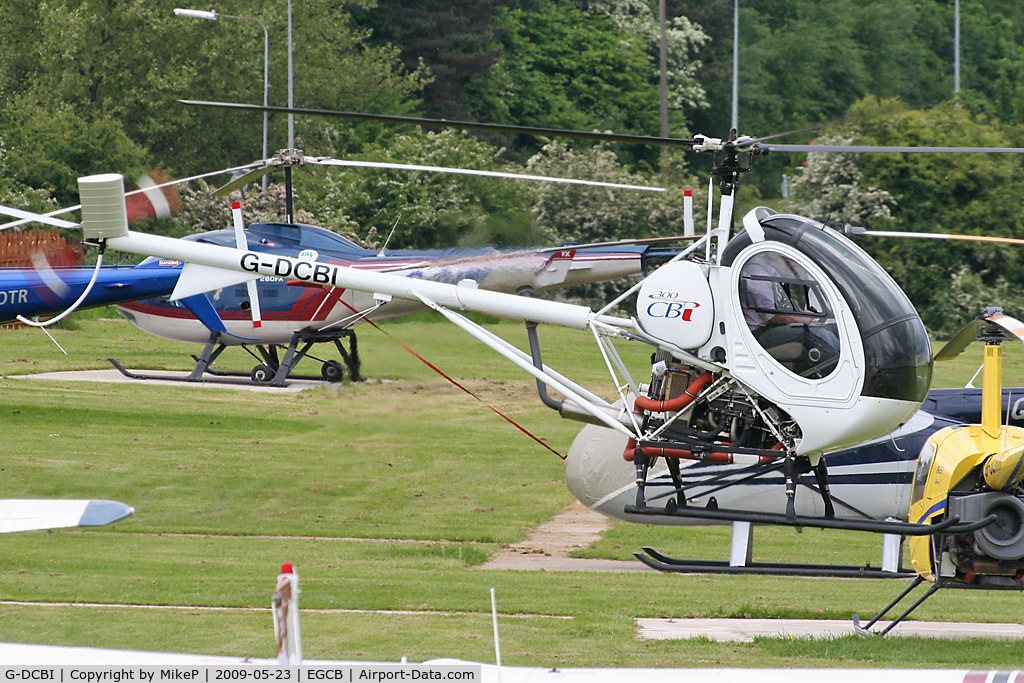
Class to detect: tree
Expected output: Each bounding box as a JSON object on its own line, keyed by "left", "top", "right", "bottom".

{"left": 843, "top": 97, "right": 1024, "bottom": 335}
{"left": 350, "top": 0, "right": 508, "bottom": 121}
{"left": 293, "top": 129, "right": 538, "bottom": 250}
{"left": 525, "top": 139, "right": 701, "bottom": 305}
{"left": 786, "top": 132, "right": 895, "bottom": 224}
{"left": 0, "top": 95, "right": 151, "bottom": 207}
{"left": 588, "top": 0, "right": 708, "bottom": 113}
{"left": 0, "top": 0, "right": 428, "bottom": 178}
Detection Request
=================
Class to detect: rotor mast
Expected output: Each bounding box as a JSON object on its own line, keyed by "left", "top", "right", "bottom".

{"left": 703, "top": 129, "right": 764, "bottom": 262}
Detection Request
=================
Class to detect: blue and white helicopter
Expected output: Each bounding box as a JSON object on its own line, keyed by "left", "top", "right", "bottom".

{"left": 1, "top": 155, "right": 680, "bottom": 385}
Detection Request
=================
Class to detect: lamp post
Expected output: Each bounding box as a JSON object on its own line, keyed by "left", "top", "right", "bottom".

{"left": 174, "top": 8, "right": 270, "bottom": 196}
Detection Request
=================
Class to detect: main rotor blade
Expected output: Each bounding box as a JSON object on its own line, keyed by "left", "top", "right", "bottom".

{"left": 212, "top": 166, "right": 275, "bottom": 197}
{"left": 181, "top": 100, "right": 700, "bottom": 149}
{"left": 313, "top": 158, "right": 666, "bottom": 192}
{"left": 534, "top": 235, "right": 700, "bottom": 252}
{"left": 934, "top": 318, "right": 983, "bottom": 361}
{"left": 859, "top": 230, "right": 1024, "bottom": 247}
{"left": 763, "top": 143, "right": 1024, "bottom": 154}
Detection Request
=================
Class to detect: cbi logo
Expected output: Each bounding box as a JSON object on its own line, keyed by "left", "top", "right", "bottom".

{"left": 646, "top": 291, "right": 699, "bottom": 322}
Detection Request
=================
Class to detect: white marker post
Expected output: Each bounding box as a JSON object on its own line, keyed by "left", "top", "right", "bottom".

{"left": 683, "top": 190, "right": 694, "bottom": 237}
{"left": 272, "top": 562, "right": 302, "bottom": 665}
{"left": 490, "top": 588, "right": 502, "bottom": 683}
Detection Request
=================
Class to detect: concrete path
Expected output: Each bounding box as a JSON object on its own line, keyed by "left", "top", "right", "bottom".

{"left": 480, "top": 500, "right": 651, "bottom": 572}
{"left": 637, "top": 617, "right": 1024, "bottom": 641}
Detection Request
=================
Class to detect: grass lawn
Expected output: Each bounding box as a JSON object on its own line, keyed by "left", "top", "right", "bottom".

{"left": 0, "top": 313, "right": 1022, "bottom": 667}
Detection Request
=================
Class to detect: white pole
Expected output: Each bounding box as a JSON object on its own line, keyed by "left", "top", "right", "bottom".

{"left": 287, "top": 0, "right": 294, "bottom": 149}
{"left": 731, "top": 0, "right": 739, "bottom": 131}
{"left": 683, "top": 190, "right": 694, "bottom": 236}
{"left": 658, "top": 0, "right": 668, "bottom": 140}
{"left": 953, "top": 0, "right": 960, "bottom": 93}
{"left": 490, "top": 588, "right": 502, "bottom": 683}
{"left": 261, "top": 20, "right": 269, "bottom": 195}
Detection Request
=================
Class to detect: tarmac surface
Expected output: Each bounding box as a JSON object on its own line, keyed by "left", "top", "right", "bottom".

{"left": 5, "top": 367, "right": 322, "bottom": 393}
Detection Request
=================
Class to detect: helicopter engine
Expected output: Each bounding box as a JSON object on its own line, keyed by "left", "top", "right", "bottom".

{"left": 910, "top": 426, "right": 1024, "bottom": 587}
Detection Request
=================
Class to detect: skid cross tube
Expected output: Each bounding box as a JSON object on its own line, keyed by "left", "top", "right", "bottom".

{"left": 852, "top": 576, "right": 936, "bottom": 635}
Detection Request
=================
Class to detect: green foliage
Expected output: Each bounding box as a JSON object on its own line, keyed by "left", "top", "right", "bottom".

{"left": 298, "top": 129, "right": 539, "bottom": 249}
{"left": 0, "top": 0, "right": 427, "bottom": 177}
{"left": 482, "top": 2, "right": 661, "bottom": 147}
{"left": 842, "top": 98, "right": 1024, "bottom": 336}
{"left": 350, "top": 0, "right": 507, "bottom": 120}
{"left": 0, "top": 136, "right": 60, "bottom": 215}
{"left": 0, "top": 95, "right": 150, "bottom": 206}
{"left": 786, "top": 131, "right": 895, "bottom": 224}
{"left": 163, "top": 181, "right": 333, "bottom": 239}
{"left": 525, "top": 140, "right": 701, "bottom": 305}
{"left": 526, "top": 140, "right": 692, "bottom": 244}
{"left": 590, "top": 0, "right": 708, "bottom": 112}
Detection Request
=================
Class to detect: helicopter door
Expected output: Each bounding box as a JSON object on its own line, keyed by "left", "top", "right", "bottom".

{"left": 728, "top": 244, "right": 862, "bottom": 407}
{"left": 738, "top": 251, "right": 840, "bottom": 379}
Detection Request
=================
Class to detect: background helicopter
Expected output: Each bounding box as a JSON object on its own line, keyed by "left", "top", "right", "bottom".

{"left": 112, "top": 207, "right": 683, "bottom": 386}
{"left": 2, "top": 155, "right": 678, "bottom": 384}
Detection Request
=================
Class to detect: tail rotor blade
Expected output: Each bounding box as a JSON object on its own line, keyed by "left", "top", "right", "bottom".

{"left": 935, "top": 311, "right": 1024, "bottom": 361}
{"left": 231, "top": 201, "right": 262, "bottom": 328}
{"left": 0, "top": 205, "right": 78, "bottom": 230}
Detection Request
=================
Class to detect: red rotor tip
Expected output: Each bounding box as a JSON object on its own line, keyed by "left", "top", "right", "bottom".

{"left": 281, "top": 561, "right": 294, "bottom": 574}
{"left": 684, "top": 190, "right": 692, "bottom": 197}
{"left": 232, "top": 201, "right": 242, "bottom": 209}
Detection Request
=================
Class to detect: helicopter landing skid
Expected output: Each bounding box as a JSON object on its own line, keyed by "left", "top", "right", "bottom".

{"left": 110, "top": 327, "right": 363, "bottom": 387}
{"left": 622, "top": 502, "right": 996, "bottom": 536}
{"left": 205, "top": 327, "right": 362, "bottom": 386}
{"left": 636, "top": 545, "right": 914, "bottom": 578}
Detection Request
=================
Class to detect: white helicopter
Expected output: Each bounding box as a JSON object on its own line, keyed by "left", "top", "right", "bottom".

{"left": 8, "top": 106, "right": 1024, "bottom": 633}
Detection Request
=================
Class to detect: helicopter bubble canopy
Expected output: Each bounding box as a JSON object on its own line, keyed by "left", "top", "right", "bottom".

{"left": 706, "top": 210, "right": 933, "bottom": 454}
